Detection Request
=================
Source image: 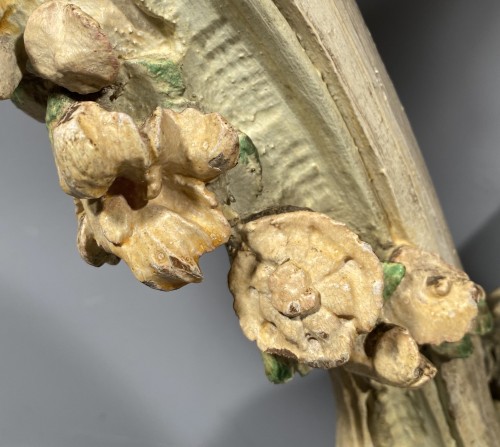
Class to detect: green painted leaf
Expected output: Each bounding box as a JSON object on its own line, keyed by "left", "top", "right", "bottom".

{"left": 261, "top": 352, "right": 297, "bottom": 384}
{"left": 433, "top": 334, "right": 474, "bottom": 359}
{"left": 45, "top": 92, "right": 77, "bottom": 131}
{"left": 137, "top": 59, "right": 185, "bottom": 95}
{"left": 472, "top": 299, "right": 494, "bottom": 336}
{"left": 261, "top": 351, "right": 311, "bottom": 384}
{"left": 382, "top": 261, "right": 406, "bottom": 301}
{"left": 238, "top": 133, "right": 259, "bottom": 165}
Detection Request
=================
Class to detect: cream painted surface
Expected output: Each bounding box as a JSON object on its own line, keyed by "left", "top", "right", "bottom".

{"left": 1, "top": 1, "right": 498, "bottom": 446}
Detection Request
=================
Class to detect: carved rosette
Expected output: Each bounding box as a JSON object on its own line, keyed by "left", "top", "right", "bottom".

{"left": 229, "top": 210, "right": 385, "bottom": 369}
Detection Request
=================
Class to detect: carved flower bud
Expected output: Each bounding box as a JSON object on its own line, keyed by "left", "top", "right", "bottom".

{"left": 381, "top": 246, "right": 480, "bottom": 345}
{"left": 142, "top": 107, "right": 240, "bottom": 181}
{"left": 229, "top": 210, "right": 384, "bottom": 369}
{"left": 268, "top": 261, "right": 320, "bottom": 318}
{"left": 346, "top": 325, "right": 436, "bottom": 388}
{"left": 50, "top": 101, "right": 152, "bottom": 199}
{"left": 369, "top": 325, "right": 436, "bottom": 388}
{"left": 24, "top": 1, "right": 119, "bottom": 94}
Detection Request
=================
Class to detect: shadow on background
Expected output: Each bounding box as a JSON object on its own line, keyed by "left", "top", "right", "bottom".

{"left": 460, "top": 207, "right": 500, "bottom": 293}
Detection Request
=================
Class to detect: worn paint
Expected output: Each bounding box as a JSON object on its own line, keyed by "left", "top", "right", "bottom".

{"left": 45, "top": 92, "right": 75, "bottom": 129}
{"left": 138, "top": 59, "right": 185, "bottom": 94}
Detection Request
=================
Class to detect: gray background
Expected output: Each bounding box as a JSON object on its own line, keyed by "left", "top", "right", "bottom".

{"left": 0, "top": 1, "right": 499, "bottom": 445}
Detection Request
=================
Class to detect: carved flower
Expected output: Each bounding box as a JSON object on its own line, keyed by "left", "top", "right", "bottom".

{"left": 50, "top": 101, "right": 239, "bottom": 291}
{"left": 229, "top": 210, "right": 384, "bottom": 368}
{"left": 381, "top": 245, "right": 481, "bottom": 345}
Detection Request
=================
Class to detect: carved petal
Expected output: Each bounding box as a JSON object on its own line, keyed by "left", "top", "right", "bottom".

{"left": 80, "top": 175, "right": 231, "bottom": 291}
{"left": 51, "top": 102, "right": 151, "bottom": 199}
{"left": 142, "top": 107, "right": 240, "bottom": 181}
